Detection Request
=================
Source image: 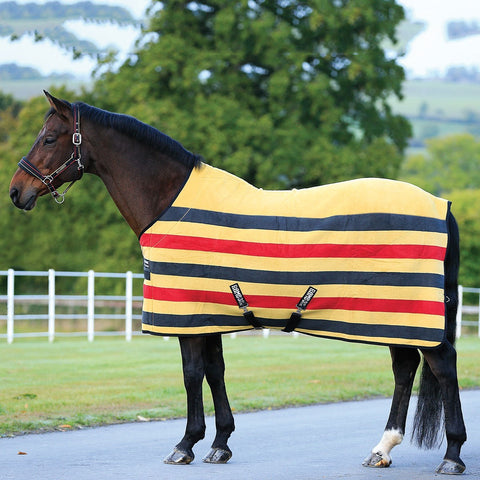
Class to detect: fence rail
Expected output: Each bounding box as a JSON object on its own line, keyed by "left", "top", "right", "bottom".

{"left": 0, "top": 269, "right": 143, "bottom": 343}
{"left": 456, "top": 286, "right": 480, "bottom": 338}
{"left": 1, "top": 269, "right": 479, "bottom": 342}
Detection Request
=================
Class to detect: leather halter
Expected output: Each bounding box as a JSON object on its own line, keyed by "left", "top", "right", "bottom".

{"left": 18, "top": 104, "right": 84, "bottom": 204}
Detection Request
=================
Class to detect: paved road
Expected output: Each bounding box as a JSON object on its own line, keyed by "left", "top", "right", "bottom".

{"left": 1, "top": 390, "right": 479, "bottom": 480}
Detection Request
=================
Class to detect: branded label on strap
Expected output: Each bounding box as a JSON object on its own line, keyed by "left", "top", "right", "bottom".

{"left": 297, "top": 286, "right": 317, "bottom": 311}
{"left": 230, "top": 283, "right": 248, "bottom": 309}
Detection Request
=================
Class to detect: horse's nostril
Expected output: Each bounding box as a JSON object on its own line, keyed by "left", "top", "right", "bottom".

{"left": 9, "top": 187, "right": 18, "bottom": 204}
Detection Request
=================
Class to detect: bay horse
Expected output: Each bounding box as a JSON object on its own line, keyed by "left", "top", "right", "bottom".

{"left": 9, "top": 92, "right": 466, "bottom": 474}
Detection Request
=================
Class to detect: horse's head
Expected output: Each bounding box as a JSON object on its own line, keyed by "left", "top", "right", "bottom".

{"left": 9, "top": 91, "right": 85, "bottom": 210}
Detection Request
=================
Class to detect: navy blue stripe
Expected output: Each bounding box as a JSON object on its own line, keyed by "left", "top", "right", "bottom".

{"left": 142, "top": 312, "right": 445, "bottom": 344}
{"left": 148, "top": 260, "right": 445, "bottom": 289}
{"left": 160, "top": 207, "right": 447, "bottom": 233}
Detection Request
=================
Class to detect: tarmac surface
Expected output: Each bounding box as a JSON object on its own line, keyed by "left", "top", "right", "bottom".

{"left": 0, "top": 389, "right": 479, "bottom": 480}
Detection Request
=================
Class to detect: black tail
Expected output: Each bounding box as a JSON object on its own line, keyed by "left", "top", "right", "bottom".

{"left": 412, "top": 209, "right": 459, "bottom": 449}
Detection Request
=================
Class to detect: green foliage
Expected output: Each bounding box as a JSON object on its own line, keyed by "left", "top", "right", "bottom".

{"left": 401, "top": 134, "right": 480, "bottom": 196}
{"left": 92, "top": 0, "right": 411, "bottom": 189}
{"left": 400, "top": 134, "right": 480, "bottom": 286}
{"left": 448, "top": 189, "right": 480, "bottom": 286}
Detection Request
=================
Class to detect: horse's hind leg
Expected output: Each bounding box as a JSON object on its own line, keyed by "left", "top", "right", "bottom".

{"left": 202, "top": 334, "right": 235, "bottom": 463}
{"left": 363, "top": 346, "right": 420, "bottom": 468}
{"left": 422, "top": 342, "right": 466, "bottom": 474}
{"left": 164, "top": 337, "right": 207, "bottom": 465}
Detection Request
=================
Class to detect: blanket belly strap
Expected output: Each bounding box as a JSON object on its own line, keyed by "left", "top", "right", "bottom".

{"left": 283, "top": 287, "right": 318, "bottom": 332}
{"left": 230, "top": 283, "right": 318, "bottom": 332}
{"left": 230, "top": 283, "right": 263, "bottom": 329}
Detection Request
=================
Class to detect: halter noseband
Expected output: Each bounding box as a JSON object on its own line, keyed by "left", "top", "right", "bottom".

{"left": 18, "top": 104, "right": 84, "bottom": 204}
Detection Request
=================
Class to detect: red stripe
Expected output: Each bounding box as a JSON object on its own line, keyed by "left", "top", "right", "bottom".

{"left": 144, "top": 285, "right": 444, "bottom": 316}
{"left": 140, "top": 233, "right": 446, "bottom": 260}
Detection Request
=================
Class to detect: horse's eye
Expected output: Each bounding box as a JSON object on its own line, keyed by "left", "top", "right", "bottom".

{"left": 44, "top": 137, "right": 56, "bottom": 145}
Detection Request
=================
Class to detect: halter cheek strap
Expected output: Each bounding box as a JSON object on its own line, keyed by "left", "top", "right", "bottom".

{"left": 18, "top": 104, "right": 84, "bottom": 204}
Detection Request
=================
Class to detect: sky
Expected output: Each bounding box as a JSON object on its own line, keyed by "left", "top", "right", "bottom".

{"left": 398, "top": 0, "right": 480, "bottom": 77}
{"left": 1, "top": 0, "right": 480, "bottom": 78}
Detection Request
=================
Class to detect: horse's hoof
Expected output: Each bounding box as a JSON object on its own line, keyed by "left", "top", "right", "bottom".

{"left": 203, "top": 447, "right": 232, "bottom": 464}
{"left": 435, "top": 459, "right": 466, "bottom": 475}
{"left": 362, "top": 452, "right": 392, "bottom": 468}
{"left": 164, "top": 447, "right": 194, "bottom": 465}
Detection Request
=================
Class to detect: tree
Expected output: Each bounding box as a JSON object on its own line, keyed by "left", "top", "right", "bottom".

{"left": 91, "top": 0, "right": 411, "bottom": 189}
{"left": 448, "top": 189, "right": 480, "bottom": 287}
{"left": 400, "top": 134, "right": 480, "bottom": 196}
{"left": 399, "top": 134, "right": 480, "bottom": 286}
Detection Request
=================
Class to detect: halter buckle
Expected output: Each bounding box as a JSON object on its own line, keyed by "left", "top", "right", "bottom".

{"left": 72, "top": 132, "right": 82, "bottom": 146}
{"left": 43, "top": 174, "right": 54, "bottom": 185}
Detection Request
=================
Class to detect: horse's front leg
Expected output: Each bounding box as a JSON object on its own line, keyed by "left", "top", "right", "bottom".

{"left": 203, "top": 334, "right": 235, "bottom": 463}
{"left": 363, "top": 347, "right": 420, "bottom": 469}
{"left": 164, "top": 337, "right": 207, "bottom": 465}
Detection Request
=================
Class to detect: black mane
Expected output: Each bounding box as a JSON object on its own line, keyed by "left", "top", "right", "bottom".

{"left": 56, "top": 102, "right": 201, "bottom": 169}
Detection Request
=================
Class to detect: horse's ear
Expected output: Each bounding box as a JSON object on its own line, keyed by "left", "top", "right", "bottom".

{"left": 43, "top": 90, "right": 71, "bottom": 120}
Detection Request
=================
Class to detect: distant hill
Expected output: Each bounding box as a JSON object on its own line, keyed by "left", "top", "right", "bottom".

{"left": 0, "top": 63, "right": 72, "bottom": 81}
{"left": 0, "top": 1, "right": 134, "bottom": 23}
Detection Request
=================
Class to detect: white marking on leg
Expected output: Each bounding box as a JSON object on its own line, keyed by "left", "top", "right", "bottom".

{"left": 371, "top": 429, "right": 403, "bottom": 464}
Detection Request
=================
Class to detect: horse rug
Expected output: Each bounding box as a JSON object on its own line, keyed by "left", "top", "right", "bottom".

{"left": 140, "top": 163, "right": 450, "bottom": 348}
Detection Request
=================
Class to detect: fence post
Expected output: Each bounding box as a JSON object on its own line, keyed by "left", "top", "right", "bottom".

{"left": 456, "top": 285, "right": 463, "bottom": 339}
{"left": 88, "top": 270, "right": 95, "bottom": 342}
{"left": 48, "top": 269, "right": 55, "bottom": 342}
{"left": 125, "top": 271, "right": 133, "bottom": 342}
{"left": 7, "top": 269, "right": 14, "bottom": 344}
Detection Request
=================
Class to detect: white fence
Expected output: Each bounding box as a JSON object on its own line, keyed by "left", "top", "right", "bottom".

{"left": 456, "top": 286, "right": 480, "bottom": 338}
{"left": 1, "top": 269, "right": 479, "bottom": 342}
{"left": 0, "top": 269, "right": 144, "bottom": 343}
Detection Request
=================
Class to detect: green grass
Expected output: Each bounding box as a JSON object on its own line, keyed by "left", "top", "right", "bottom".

{"left": 0, "top": 335, "right": 479, "bottom": 436}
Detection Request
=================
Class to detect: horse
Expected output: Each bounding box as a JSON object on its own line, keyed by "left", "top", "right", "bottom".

{"left": 9, "top": 91, "right": 467, "bottom": 474}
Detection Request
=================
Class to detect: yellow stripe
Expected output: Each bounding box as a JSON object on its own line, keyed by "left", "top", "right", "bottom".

{"left": 146, "top": 274, "right": 444, "bottom": 302}
{"left": 301, "top": 309, "right": 444, "bottom": 328}
{"left": 142, "top": 323, "right": 253, "bottom": 336}
{"left": 294, "top": 329, "right": 443, "bottom": 348}
{"left": 143, "top": 247, "right": 445, "bottom": 274}
{"left": 143, "top": 300, "right": 444, "bottom": 329}
{"left": 174, "top": 164, "right": 448, "bottom": 219}
{"left": 141, "top": 321, "right": 442, "bottom": 347}
{"left": 147, "top": 221, "right": 448, "bottom": 247}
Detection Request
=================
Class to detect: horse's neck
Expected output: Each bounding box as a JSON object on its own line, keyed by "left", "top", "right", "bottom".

{"left": 87, "top": 128, "right": 190, "bottom": 237}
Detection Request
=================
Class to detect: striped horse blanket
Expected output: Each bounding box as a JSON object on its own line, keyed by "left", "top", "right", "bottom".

{"left": 140, "top": 163, "right": 450, "bottom": 348}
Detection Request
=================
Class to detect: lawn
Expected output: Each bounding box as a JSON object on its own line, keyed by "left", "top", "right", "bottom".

{"left": 0, "top": 335, "right": 478, "bottom": 436}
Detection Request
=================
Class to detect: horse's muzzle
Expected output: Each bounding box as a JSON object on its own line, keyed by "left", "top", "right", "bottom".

{"left": 9, "top": 186, "right": 37, "bottom": 211}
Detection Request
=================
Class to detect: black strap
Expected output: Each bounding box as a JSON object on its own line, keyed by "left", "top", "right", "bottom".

{"left": 283, "top": 287, "right": 317, "bottom": 332}
{"left": 230, "top": 283, "right": 263, "bottom": 329}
